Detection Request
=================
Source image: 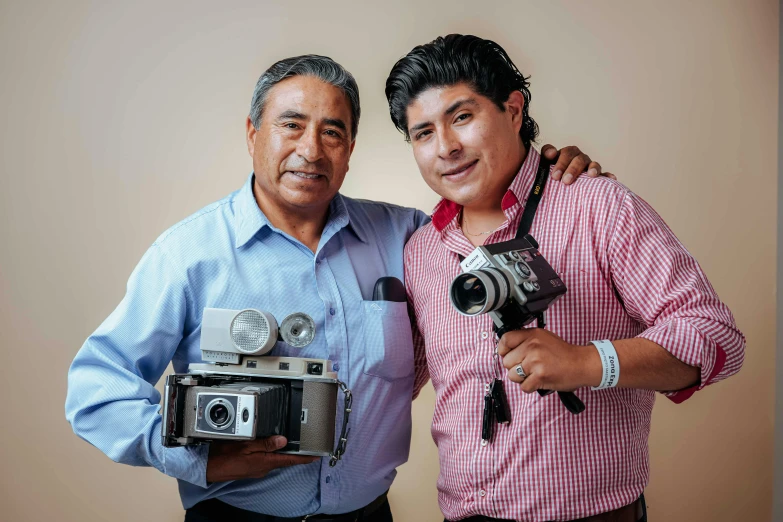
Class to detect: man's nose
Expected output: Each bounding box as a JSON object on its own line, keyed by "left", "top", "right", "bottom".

{"left": 296, "top": 126, "right": 324, "bottom": 163}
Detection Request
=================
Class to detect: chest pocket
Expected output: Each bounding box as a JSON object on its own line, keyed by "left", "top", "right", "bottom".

{"left": 360, "top": 300, "right": 414, "bottom": 381}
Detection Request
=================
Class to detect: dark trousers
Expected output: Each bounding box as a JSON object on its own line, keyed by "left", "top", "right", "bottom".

{"left": 185, "top": 497, "right": 393, "bottom": 522}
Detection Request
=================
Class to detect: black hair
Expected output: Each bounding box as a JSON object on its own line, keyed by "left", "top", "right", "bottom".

{"left": 385, "top": 34, "right": 538, "bottom": 147}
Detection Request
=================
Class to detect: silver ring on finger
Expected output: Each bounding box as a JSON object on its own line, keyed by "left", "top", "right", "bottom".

{"left": 514, "top": 364, "right": 527, "bottom": 379}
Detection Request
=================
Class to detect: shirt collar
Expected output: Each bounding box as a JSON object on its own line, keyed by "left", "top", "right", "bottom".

{"left": 430, "top": 147, "right": 541, "bottom": 232}
{"left": 234, "top": 174, "right": 367, "bottom": 248}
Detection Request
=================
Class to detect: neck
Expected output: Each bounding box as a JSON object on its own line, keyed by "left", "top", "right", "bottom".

{"left": 253, "top": 182, "right": 329, "bottom": 253}
{"left": 461, "top": 143, "right": 528, "bottom": 246}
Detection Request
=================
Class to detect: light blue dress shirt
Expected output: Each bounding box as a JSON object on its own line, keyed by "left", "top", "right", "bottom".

{"left": 65, "top": 174, "right": 429, "bottom": 516}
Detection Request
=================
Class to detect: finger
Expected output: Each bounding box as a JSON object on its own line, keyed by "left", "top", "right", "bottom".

{"left": 256, "top": 453, "right": 320, "bottom": 471}
{"left": 507, "top": 363, "right": 528, "bottom": 383}
{"left": 562, "top": 153, "right": 592, "bottom": 185}
{"left": 605, "top": 172, "right": 617, "bottom": 180}
{"left": 520, "top": 373, "right": 542, "bottom": 393}
{"left": 496, "top": 329, "right": 535, "bottom": 357}
{"left": 551, "top": 145, "right": 581, "bottom": 181}
{"left": 502, "top": 346, "right": 528, "bottom": 370}
{"left": 244, "top": 436, "right": 288, "bottom": 453}
{"left": 587, "top": 161, "right": 602, "bottom": 177}
{"left": 540, "top": 144, "right": 558, "bottom": 160}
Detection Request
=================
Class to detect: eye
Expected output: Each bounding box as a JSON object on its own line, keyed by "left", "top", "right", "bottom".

{"left": 415, "top": 129, "right": 432, "bottom": 141}
{"left": 324, "top": 129, "right": 341, "bottom": 138}
{"left": 455, "top": 113, "right": 471, "bottom": 123}
{"left": 284, "top": 122, "right": 299, "bottom": 130}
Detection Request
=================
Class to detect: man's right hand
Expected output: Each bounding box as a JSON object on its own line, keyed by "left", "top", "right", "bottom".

{"left": 206, "top": 436, "right": 320, "bottom": 483}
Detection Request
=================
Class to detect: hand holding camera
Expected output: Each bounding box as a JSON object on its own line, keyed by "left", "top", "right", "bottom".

{"left": 497, "top": 328, "right": 602, "bottom": 392}
{"left": 205, "top": 435, "right": 319, "bottom": 483}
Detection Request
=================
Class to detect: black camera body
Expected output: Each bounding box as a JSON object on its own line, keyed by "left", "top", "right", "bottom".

{"left": 450, "top": 235, "right": 566, "bottom": 330}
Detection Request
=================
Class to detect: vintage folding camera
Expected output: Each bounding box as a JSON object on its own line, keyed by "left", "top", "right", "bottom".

{"left": 450, "top": 235, "right": 566, "bottom": 330}
{"left": 161, "top": 308, "right": 351, "bottom": 460}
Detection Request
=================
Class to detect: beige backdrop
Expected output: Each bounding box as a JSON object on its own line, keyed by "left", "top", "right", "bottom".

{"left": 0, "top": 1, "right": 777, "bottom": 521}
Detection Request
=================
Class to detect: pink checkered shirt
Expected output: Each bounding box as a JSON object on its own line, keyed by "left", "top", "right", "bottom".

{"left": 406, "top": 148, "right": 745, "bottom": 521}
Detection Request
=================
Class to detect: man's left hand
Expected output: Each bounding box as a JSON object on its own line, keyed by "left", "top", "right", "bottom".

{"left": 541, "top": 144, "right": 617, "bottom": 185}
{"left": 497, "top": 328, "right": 601, "bottom": 392}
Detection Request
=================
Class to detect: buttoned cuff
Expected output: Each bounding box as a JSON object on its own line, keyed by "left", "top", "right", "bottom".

{"left": 636, "top": 320, "right": 726, "bottom": 404}
{"left": 162, "top": 442, "right": 210, "bottom": 488}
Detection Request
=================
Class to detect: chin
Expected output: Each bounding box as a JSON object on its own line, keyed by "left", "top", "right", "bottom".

{"left": 281, "top": 190, "right": 334, "bottom": 209}
{"left": 439, "top": 187, "right": 481, "bottom": 207}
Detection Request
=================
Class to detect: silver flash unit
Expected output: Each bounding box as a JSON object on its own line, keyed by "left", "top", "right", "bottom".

{"left": 161, "top": 308, "right": 352, "bottom": 463}
{"left": 200, "top": 308, "right": 316, "bottom": 363}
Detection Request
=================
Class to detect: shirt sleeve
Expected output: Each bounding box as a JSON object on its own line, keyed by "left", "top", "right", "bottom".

{"left": 607, "top": 190, "right": 745, "bottom": 403}
{"left": 64, "top": 243, "right": 209, "bottom": 487}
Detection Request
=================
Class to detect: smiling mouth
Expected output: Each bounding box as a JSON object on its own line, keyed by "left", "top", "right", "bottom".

{"left": 287, "top": 171, "right": 324, "bottom": 180}
{"left": 442, "top": 159, "right": 478, "bottom": 177}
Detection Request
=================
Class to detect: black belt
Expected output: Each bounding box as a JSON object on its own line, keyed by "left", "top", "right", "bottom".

{"left": 186, "top": 492, "right": 388, "bottom": 522}
{"left": 446, "top": 494, "right": 646, "bottom": 522}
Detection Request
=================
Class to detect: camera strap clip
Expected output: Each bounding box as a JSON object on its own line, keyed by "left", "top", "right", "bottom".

{"left": 329, "top": 380, "right": 353, "bottom": 467}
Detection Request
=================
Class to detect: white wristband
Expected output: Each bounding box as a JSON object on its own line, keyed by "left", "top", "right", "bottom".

{"left": 590, "top": 340, "right": 620, "bottom": 390}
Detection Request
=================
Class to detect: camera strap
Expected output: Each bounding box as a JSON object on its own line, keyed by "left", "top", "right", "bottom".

{"left": 516, "top": 156, "right": 551, "bottom": 239}
{"left": 328, "top": 380, "right": 353, "bottom": 467}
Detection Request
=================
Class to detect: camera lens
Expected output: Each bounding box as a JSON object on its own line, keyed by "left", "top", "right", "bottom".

{"left": 453, "top": 275, "right": 487, "bottom": 313}
{"left": 204, "top": 398, "right": 235, "bottom": 431}
{"left": 210, "top": 405, "right": 229, "bottom": 425}
{"left": 450, "top": 268, "right": 509, "bottom": 316}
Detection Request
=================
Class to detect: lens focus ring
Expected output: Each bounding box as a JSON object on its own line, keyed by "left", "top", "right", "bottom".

{"left": 205, "top": 398, "right": 235, "bottom": 431}
{"left": 450, "top": 268, "right": 509, "bottom": 316}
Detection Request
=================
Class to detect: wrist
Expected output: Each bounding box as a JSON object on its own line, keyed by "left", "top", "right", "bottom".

{"left": 580, "top": 343, "right": 603, "bottom": 388}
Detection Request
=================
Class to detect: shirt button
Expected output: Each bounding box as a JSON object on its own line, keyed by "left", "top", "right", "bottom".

{"left": 329, "top": 308, "right": 336, "bottom": 316}
{"left": 325, "top": 475, "right": 331, "bottom": 484}
{"left": 479, "top": 489, "right": 486, "bottom": 497}
{"left": 333, "top": 363, "right": 340, "bottom": 371}
{"left": 481, "top": 332, "right": 489, "bottom": 340}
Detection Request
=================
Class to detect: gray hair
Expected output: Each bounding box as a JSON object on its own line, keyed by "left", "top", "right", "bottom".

{"left": 249, "top": 54, "right": 361, "bottom": 140}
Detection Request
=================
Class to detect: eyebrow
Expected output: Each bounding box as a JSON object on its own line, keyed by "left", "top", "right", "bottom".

{"left": 323, "top": 118, "right": 347, "bottom": 132}
{"left": 408, "top": 97, "right": 479, "bottom": 135}
{"left": 277, "top": 110, "right": 306, "bottom": 121}
{"left": 277, "top": 110, "right": 348, "bottom": 133}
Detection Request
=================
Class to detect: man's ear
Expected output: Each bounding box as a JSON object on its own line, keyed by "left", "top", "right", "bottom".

{"left": 345, "top": 138, "right": 357, "bottom": 172}
{"left": 505, "top": 90, "right": 525, "bottom": 133}
{"left": 246, "top": 117, "right": 257, "bottom": 157}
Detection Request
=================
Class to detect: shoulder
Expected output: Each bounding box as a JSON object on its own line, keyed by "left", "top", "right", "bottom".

{"left": 406, "top": 220, "right": 439, "bottom": 250}
{"left": 554, "top": 174, "right": 632, "bottom": 205}
{"left": 547, "top": 175, "right": 637, "bottom": 226}
{"left": 150, "top": 189, "right": 239, "bottom": 256}
{"left": 343, "top": 196, "right": 427, "bottom": 222}
{"left": 342, "top": 195, "right": 430, "bottom": 237}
